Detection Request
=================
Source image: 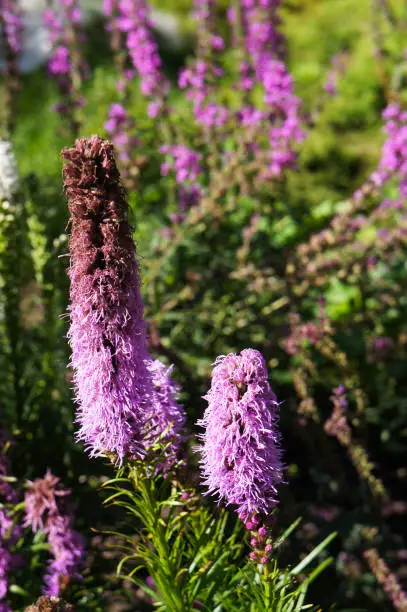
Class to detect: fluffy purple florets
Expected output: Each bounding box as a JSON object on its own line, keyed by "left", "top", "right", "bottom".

{"left": 145, "top": 360, "right": 186, "bottom": 466}
{"left": 179, "top": 0, "right": 229, "bottom": 130}
{"left": 62, "top": 136, "right": 153, "bottom": 461}
{"left": 43, "top": 0, "right": 87, "bottom": 125}
{"left": 63, "top": 136, "right": 185, "bottom": 466}
{"left": 24, "top": 471, "right": 85, "bottom": 597}
{"left": 198, "top": 349, "right": 284, "bottom": 523}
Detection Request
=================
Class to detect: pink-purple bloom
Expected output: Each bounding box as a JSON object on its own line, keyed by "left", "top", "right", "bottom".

{"left": 105, "top": 103, "right": 139, "bottom": 165}
{"left": 379, "top": 103, "right": 407, "bottom": 196}
{"left": 179, "top": 0, "right": 229, "bottom": 130}
{"left": 24, "top": 471, "right": 85, "bottom": 597}
{"left": 63, "top": 136, "right": 185, "bottom": 465}
{"left": 43, "top": 0, "right": 87, "bottom": 127}
{"left": 63, "top": 136, "right": 153, "bottom": 461}
{"left": 160, "top": 145, "right": 204, "bottom": 220}
{"left": 241, "top": 0, "right": 285, "bottom": 64}
{"left": 198, "top": 349, "right": 284, "bottom": 524}
{"left": 110, "top": 0, "right": 169, "bottom": 106}
{"left": 160, "top": 145, "right": 202, "bottom": 184}
{"left": 145, "top": 359, "right": 185, "bottom": 466}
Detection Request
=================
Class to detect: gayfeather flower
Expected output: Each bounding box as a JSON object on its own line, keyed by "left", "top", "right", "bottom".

{"left": 24, "top": 471, "right": 85, "bottom": 597}
{"left": 62, "top": 136, "right": 154, "bottom": 461}
{"left": 198, "top": 349, "right": 284, "bottom": 525}
{"left": 235, "top": 1, "right": 304, "bottom": 180}
{"left": 0, "top": 0, "right": 23, "bottom": 54}
{"left": 364, "top": 548, "right": 407, "bottom": 612}
{"left": 63, "top": 136, "right": 185, "bottom": 467}
{"left": 145, "top": 359, "right": 185, "bottom": 467}
{"left": 378, "top": 103, "right": 407, "bottom": 196}
{"left": 160, "top": 145, "right": 203, "bottom": 220}
{"left": 24, "top": 471, "right": 70, "bottom": 533}
{"left": 0, "top": 140, "right": 19, "bottom": 201}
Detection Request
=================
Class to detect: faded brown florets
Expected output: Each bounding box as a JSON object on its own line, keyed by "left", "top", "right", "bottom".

{"left": 61, "top": 135, "right": 137, "bottom": 313}
{"left": 25, "top": 595, "right": 74, "bottom": 611}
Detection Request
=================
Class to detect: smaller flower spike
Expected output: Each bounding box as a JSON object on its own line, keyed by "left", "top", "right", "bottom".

{"left": 24, "top": 471, "right": 84, "bottom": 597}
{"left": 145, "top": 359, "right": 186, "bottom": 469}
{"left": 62, "top": 136, "right": 153, "bottom": 461}
{"left": 198, "top": 349, "right": 284, "bottom": 523}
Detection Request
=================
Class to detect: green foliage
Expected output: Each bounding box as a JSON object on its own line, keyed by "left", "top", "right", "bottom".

{"left": 102, "top": 463, "right": 335, "bottom": 611}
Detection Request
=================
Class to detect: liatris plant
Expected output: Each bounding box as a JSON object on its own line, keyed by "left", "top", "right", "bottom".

{"left": 199, "top": 349, "right": 283, "bottom": 561}
{"left": 60, "top": 135, "right": 334, "bottom": 611}
{"left": 103, "top": 0, "right": 170, "bottom": 184}
{"left": 62, "top": 135, "right": 154, "bottom": 461}
{"left": 62, "top": 136, "right": 185, "bottom": 465}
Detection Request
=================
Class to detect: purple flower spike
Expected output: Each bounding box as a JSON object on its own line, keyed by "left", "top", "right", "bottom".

{"left": 146, "top": 359, "right": 186, "bottom": 468}
{"left": 62, "top": 136, "right": 154, "bottom": 462}
{"left": 24, "top": 471, "right": 85, "bottom": 597}
{"left": 198, "top": 349, "right": 284, "bottom": 524}
{"left": 112, "top": 0, "right": 169, "bottom": 108}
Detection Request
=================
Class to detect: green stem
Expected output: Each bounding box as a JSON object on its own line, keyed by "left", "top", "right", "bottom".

{"left": 263, "top": 563, "right": 273, "bottom": 611}
{"left": 135, "top": 470, "right": 186, "bottom": 612}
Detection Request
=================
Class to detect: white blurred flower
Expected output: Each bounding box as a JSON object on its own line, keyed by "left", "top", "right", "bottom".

{"left": 0, "top": 140, "right": 19, "bottom": 201}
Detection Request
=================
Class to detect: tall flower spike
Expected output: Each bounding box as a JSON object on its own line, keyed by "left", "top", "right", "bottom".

{"left": 198, "top": 349, "right": 284, "bottom": 525}
{"left": 62, "top": 136, "right": 153, "bottom": 461}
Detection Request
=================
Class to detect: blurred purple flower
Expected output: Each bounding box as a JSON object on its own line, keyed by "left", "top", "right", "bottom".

{"left": 24, "top": 471, "right": 84, "bottom": 597}
{"left": 0, "top": 0, "right": 23, "bottom": 54}
{"left": 113, "top": 0, "right": 169, "bottom": 108}
{"left": 160, "top": 145, "right": 202, "bottom": 184}
{"left": 105, "top": 103, "right": 138, "bottom": 164}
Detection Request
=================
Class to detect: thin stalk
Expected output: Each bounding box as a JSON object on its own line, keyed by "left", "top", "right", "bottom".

{"left": 133, "top": 469, "right": 186, "bottom": 612}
